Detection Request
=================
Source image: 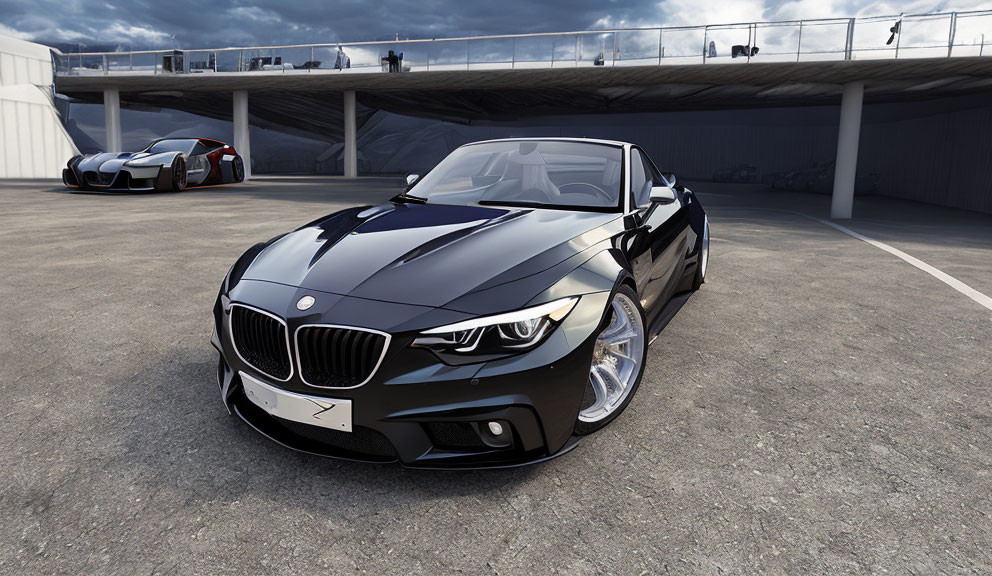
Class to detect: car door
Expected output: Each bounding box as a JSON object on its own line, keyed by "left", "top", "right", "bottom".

{"left": 627, "top": 148, "right": 692, "bottom": 323}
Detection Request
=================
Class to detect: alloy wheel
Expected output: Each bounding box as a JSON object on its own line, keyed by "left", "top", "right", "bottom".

{"left": 173, "top": 157, "right": 187, "bottom": 190}
{"left": 579, "top": 291, "right": 645, "bottom": 423}
{"left": 701, "top": 216, "right": 710, "bottom": 279}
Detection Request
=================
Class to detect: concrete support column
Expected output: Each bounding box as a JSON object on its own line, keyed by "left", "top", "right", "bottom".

{"left": 233, "top": 90, "right": 251, "bottom": 180}
{"left": 103, "top": 88, "right": 122, "bottom": 153}
{"left": 343, "top": 90, "right": 357, "bottom": 177}
{"left": 831, "top": 81, "right": 864, "bottom": 219}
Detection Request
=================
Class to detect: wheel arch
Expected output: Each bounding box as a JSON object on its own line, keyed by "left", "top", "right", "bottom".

{"left": 153, "top": 152, "right": 187, "bottom": 191}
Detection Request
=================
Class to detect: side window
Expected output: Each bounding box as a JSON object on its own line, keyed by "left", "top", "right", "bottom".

{"left": 630, "top": 149, "right": 651, "bottom": 208}
{"left": 640, "top": 150, "right": 672, "bottom": 188}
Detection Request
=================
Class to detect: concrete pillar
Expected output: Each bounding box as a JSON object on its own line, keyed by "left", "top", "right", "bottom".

{"left": 103, "top": 88, "right": 122, "bottom": 153}
{"left": 343, "top": 90, "right": 357, "bottom": 177}
{"left": 233, "top": 90, "right": 251, "bottom": 180}
{"left": 830, "top": 81, "right": 864, "bottom": 219}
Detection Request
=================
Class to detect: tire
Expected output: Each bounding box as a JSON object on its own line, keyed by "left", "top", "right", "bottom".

{"left": 692, "top": 216, "right": 710, "bottom": 290}
{"left": 232, "top": 156, "right": 245, "bottom": 183}
{"left": 171, "top": 155, "right": 187, "bottom": 192}
{"left": 574, "top": 285, "right": 648, "bottom": 435}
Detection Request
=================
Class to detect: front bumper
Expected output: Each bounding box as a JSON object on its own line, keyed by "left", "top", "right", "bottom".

{"left": 212, "top": 279, "right": 609, "bottom": 469}
{"left": 63, "top": 164, "right": 169, "bottom": 192}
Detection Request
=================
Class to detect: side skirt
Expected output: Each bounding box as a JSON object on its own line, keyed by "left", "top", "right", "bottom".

{"left": 647, "top": 291, "right": 693, "bottom": 345}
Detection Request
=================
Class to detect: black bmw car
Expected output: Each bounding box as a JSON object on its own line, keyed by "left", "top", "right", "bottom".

{"left": 212, "top": 138, "right": 709, "bottom": 468}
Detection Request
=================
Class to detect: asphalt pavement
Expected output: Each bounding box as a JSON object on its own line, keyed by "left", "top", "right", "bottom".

{"left": 1, "top": 177, "right": 989, "bottom": 575}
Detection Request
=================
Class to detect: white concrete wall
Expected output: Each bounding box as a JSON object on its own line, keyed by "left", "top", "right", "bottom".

{"left": 0, "top": 34, "right": 54, "bottom": 88}
{"left": 0, "top": 34, "right": 79, "bottom": 179}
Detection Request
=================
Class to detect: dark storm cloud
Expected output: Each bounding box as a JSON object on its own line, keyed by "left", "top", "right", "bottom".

{"left": 4, "top": 0, "right": 983, "bottom": 51}
{"left": 0, "top": 0, "right": 671, "bottom": 50}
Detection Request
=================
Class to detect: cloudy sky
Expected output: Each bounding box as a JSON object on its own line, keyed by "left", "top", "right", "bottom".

{"left": 1, "top": 0, "right": 991, "bottom": 50}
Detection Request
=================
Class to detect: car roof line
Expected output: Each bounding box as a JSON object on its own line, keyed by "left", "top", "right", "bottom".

{"left": 460, "top": 137, "right": 629, "bottom": 148}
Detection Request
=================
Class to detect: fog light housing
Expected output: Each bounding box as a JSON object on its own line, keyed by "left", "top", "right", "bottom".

{"left": 478, "top": 419, "right": 512, "bottom": 448}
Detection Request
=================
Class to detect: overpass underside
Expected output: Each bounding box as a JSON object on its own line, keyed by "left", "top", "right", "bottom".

{"left": 58, "top": 58, "right": 992, "bottom": 126}
{"left": 55, "top": 57, "right": 992, "bottom": 216}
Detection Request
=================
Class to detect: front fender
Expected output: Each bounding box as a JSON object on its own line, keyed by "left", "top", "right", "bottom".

{"left": 531, "top": 248, "right": 629, "bottom": 305}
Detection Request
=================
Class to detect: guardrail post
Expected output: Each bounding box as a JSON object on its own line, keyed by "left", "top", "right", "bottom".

{"left": 511, "top": 37, "right": 516, "bottom": 69}
{"left": 747, "top": 24, "right": 755, "bottom": 62}
{"left": 702, "top": 26, "right": 708, "bottom": 62}
{"left": 796, "top": 21, "right": 804, "bottom": 62}
{"left": 658, "top": 29, "right": 664, "bottom": 65}
{"left": 102, "top": 54, "right": 107, "bottom": 75}
{"left": 947, "top": 12, "right": 957, "bottom": 57}
{"left": 845, "top": 18, "right": 855, "bottom": 60}
{"left": 894, "top": 17, "right": 902, "bottom": 58}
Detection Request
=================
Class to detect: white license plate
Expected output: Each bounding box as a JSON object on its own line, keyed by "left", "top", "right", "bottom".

{"left": 240, "top": 371, "right": 352, "bottom": 432}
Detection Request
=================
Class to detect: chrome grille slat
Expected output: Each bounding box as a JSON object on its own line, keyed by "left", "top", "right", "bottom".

{"left": 295, "top": 325, "right": 390, "bottom": 389}
{"left": 229, "top": 304, "right": 292, "bottom": 382}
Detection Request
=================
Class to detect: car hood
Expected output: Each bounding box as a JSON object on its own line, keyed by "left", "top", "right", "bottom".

{"left": 242, "top": 202, "right": 619, "bottom": 309}
{"left": 77, "top": 151, "right": 174, "bottom": 172}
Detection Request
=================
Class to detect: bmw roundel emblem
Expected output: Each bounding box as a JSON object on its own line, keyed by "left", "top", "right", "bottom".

{"left": 296, "top": 295, "right": 315, "bottom": 311}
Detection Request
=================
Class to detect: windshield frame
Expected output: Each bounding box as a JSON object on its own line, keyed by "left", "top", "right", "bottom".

{"left": 404, "top": 139, "right": 628, "bottom": 214}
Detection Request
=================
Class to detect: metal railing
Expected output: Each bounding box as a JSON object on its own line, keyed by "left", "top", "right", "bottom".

{"left": 55, "top": 9, "right": 992, "bottom": 77}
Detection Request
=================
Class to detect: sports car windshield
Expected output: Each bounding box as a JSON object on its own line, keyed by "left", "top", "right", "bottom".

{"left": 407, "top": 141, "right": 623, "bottom": 211}
{"left": 145, "top": 139, "right": 198, "bottom": 155}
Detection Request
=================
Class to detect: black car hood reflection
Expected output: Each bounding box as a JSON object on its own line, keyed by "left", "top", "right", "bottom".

{"left": 242, "top": 202, "right": 619, "bottom": 308}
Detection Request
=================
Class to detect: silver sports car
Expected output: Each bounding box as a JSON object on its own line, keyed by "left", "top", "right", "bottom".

{"left": 63, "top": 137, "right": 245, "bottom": 192}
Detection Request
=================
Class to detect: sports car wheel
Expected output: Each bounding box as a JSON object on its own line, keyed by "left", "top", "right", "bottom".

{"left": 692, "top": 216, "right": 709, "bottom": 289}
{"left": 575, "top": 285, "right": 647, "bottom": 435}
{"left": 232, "top": 156, "right": 245, "bottom": 182}
{"left": 171, "top": 156, "right": 187, "bottom": 191}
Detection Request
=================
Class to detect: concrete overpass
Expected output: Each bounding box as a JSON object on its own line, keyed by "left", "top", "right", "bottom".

{"left": 52, "top": 10, "right": 992, "bottom": 218}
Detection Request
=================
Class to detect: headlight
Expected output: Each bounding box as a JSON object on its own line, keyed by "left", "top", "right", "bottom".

{"left": 412, "top": 297, "right": 578, "bottom": 362}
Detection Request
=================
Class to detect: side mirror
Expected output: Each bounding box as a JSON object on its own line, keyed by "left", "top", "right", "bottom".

{"left": 405, "top": 174, "right": 420, "bottom": 188}
{"left": 660, "top": 171, "right": 676, "bottom": 186}
{"left": 650, "top": 186, "right": 677, "bottom": 204}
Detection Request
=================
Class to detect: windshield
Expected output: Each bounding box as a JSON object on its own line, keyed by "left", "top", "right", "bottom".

{"left": 407, "top": 141, "right": 623, "bottom": 211}
{"left": 145, "top": 139, "right": 198, "bottom": 155}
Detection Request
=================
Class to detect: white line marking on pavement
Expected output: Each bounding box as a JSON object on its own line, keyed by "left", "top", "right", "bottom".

{"left": 809, "top": 217, "right": 992, "bottom": 312}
